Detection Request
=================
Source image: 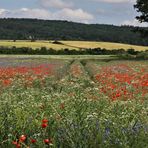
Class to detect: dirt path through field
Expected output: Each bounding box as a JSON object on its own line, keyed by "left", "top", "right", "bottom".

{"left": 57, "top": 60, "right": 102, "bottom": 101}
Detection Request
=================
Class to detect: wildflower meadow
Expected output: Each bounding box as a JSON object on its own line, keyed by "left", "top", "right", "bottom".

{"left": 0, "top": 57, "right": 147, "bottom": 148}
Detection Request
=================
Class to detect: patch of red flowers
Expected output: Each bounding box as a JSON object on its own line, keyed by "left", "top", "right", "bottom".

{"left": 19, "top": 135, "right": 27, "bottom": 142}
{"left": 2, "top": 79, "right": 12, "bottom": 86}
{"left": 12, "top": 120, "right": 53, "bottom": 147}
{"left": 41, "top": 118, "right": 48, "bottom": 128}
{"left": 12, "top": 141, "right": 20, "bottom": 148}
{"left": 12, "top": 135, "right": 27, "bottom": 148}
{"left": 95, "top": 63, "right": 148, "bottom": 101}
{"left": 0, "top": 64, "right": 58, "bottom": 87}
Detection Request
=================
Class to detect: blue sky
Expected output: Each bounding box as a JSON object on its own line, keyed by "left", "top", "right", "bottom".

{"left": 0, "top": 0, "right": 147, "bottom": 26}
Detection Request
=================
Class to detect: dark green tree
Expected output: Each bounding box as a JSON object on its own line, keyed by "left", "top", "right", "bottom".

{"left": 134, "top": 0, "right": 148, "bottom": 37}
{"left": 134, "top": 0, "right": 148, "bottom": 23}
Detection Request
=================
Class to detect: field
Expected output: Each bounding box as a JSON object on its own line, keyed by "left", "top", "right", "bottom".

{"left": 0, "top": 55, "right": 147, "bottom": 148}
{"left": 0, "top": 40, "right": 148, "bottom": 51}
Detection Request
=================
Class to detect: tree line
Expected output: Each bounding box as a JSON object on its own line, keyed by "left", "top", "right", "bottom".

{"left": 0, "top": 46, "right": 147, "bottom": 59}
{"left": 0, "top": 18, "right": 148, "bottom": 46}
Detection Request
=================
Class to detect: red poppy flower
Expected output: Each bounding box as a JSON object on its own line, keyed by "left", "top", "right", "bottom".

{"left": 30, "top": 139, "right": 37, "bottom": 143}
{"left": 16, "top": 143, "right": 21, "bottom": 148}
{"left": 19, "top": 135, "right": 27, "bottom": 142}
{"left": 44, "top": 139, "right": 50, "bottom": 144}
{"left": 12, "top": 141, "right": 18, "bottom": 145}
{"left": 41, "top": 123, "right": 48, "bottom": 128}
{"left": 116, "top": 93, "right": 121, "bottom": 98}
{"left": 44, "top": 138, "right": 52, "bottom": 144}
{"left": 42, "top": 119, "right": 48, "bottom": 123}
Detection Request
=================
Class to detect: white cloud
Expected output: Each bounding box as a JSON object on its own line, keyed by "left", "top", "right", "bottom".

{"left": 0, "top": 8, "right": 52, "bottom": 19}
{"left": 0, "top": 9, "right": 8, "bottom": 17}
{"left": 54, "top": 8, "right": 94, "bottom": 23}
{"left": 122, "top": 19, "right": 148, "bottom": 27}
{"left": 0, "top": 8, "right": 94, "bottom": 23}
{"left": 40, "top": 0, "right": 73, "bottom": 9}
{"left": 93, "top": 0, "right": 135, "bottom": 3}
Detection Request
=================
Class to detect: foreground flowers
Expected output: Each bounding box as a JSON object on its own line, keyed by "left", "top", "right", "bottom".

{"left": 0, "top": 59, "right": 147, "bottom": 148}
{"left": 19, "top": 135, "right": 27, "bottom": 142}
{"left": 12, "top": 119, "right": 53, "bottom": 147}
{"left": 41, "top": 123, "right": 48, "bottom": 128}
{"left": 12, "top": 135, "right": 27, "bottom": 148}
{"left": 44, "top": 138, "right": 53, "bottom": 145}
{"left": 30, "top": 139, "right": 36, "bottom": 144}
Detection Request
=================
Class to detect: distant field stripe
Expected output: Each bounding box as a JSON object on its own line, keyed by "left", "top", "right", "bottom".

{"left": 0, "top": 40, "right": 148, "bottom": 51}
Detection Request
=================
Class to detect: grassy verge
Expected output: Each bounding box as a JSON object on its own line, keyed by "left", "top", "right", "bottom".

{"left": 0, "top": 55, "right": 116, "bottom": 60}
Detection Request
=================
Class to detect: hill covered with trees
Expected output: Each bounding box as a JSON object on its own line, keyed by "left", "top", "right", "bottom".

{"left": 0, "top": 18, "right": 148, "bottom": 46}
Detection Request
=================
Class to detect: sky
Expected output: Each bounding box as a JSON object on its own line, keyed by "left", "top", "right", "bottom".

{"left": 0, "top": 0, "right": 147, "bottom": 26}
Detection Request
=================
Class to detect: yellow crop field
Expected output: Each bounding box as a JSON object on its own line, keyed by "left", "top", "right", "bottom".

{"left": 0, "top": 40, "right": 148, "bottom": 51}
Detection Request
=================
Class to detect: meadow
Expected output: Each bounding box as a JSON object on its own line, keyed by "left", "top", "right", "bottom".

{"left": 0, "top": 55, "right": 147, "bottom": 148}
{"left": 0, "top": 40, "right": 148, "bottom": 51}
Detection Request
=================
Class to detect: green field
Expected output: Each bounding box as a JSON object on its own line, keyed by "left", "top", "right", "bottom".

{"left": 0, "top": 40, "right": 148, "bottom": 51}
{"left": 0, "top": 56, "right": 148, "bottom": 148}
{"left": 0, "top": 55, "right": 116, "bottom": 60}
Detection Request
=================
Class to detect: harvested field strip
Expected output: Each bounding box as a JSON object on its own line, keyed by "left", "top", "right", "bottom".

{"left": 0, "top": 40, "right": 148, "bottom": 51}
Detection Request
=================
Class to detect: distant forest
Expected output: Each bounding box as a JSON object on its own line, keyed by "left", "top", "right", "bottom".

{"left": 0, "top": 18, "right": 148, "bottom": 46}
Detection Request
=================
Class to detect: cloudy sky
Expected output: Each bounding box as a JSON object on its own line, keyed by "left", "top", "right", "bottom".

{"left": 0, "top": 0, "right": 147, "bottom": 26}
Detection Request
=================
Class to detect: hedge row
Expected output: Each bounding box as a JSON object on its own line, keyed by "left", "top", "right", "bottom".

{"left": 0, "top": 46, "right": 146, "bottom": 55}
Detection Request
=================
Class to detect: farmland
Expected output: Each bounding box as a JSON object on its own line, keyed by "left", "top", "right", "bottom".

{"left": 0, "top": 55, "right": 147, "bottom": 148}
{"left": 0, "top": 40, "right": 148, "bottom": 51}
